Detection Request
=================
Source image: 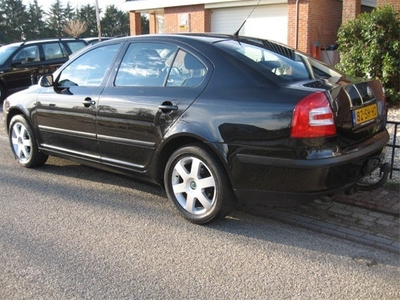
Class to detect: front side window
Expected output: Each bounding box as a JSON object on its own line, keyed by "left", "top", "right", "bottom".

{"left": 12, "top": 45, "right": 40, "bottom": 64}
{"left": 57, "top": 43, "right": 120, "bottom": 87}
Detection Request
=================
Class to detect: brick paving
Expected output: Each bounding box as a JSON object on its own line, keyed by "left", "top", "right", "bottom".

{"left": 332, "top": 187, "right": 399, "bottom": 216}
{"left": 242, "top": 186, "right": 400, "bottom": 254}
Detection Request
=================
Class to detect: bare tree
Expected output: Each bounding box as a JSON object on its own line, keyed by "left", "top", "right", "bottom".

{"left": 63, "top": 19, "right": 87, "bottom": 37}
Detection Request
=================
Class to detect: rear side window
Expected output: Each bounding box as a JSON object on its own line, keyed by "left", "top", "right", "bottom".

{"left": 43, "top": 43, "right": 66, "bottom": 60}
{"left": 115, "top": 43, "right": 206, "bottom": 87}
{"left": 115, "top": 43, "right": 178, "bottom": 87}
{"left": 65, "top": 41, "right": 87, "bottom": 53}
{"left": 166, "top": 50, "right": 206, "bottom": 87}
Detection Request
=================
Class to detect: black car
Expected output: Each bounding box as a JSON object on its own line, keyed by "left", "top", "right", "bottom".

{"left": 2, "top": 34, "right": 390, "bottom": 224}
{"left": 84, "top": 37, "right": 114, "bottom": 45}
{"left": 0, "top": 38, "right": 88, "bottom": 101}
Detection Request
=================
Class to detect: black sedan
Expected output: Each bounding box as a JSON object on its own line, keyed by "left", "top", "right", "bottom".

{"left": 2, "top": 34, "right": 390, "bottom": 224}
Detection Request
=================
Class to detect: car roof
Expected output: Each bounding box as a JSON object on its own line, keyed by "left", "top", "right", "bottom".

{"left": 102, "top": 33, "right": 289, "bottom": 50}
{"left": 4, "top": 38, "right": 88, "bottom": 48}
{"left": 109, "top": 33, "right": 235, "bottom": 43}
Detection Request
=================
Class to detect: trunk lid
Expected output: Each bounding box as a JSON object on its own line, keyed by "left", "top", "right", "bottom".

{"left": 327, "top": 79, "right": 387, "bottom": 150}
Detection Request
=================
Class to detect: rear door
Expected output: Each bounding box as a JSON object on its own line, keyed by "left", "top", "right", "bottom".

{"left": 35, "top": 43, "right": 121, "bottom": 159}
{"left": 97, "top": 41, "right": 211, "bottom": 171}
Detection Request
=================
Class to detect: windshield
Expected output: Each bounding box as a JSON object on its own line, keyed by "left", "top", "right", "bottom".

{"left": 0, "top": 44, "right": 19, "bottom": 65}
{"left": 215, "top": 39, "right": 343, "bottom": 84}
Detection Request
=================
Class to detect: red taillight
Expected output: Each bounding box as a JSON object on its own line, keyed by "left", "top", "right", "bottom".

{"left": 291, "top": 92, "right": 336, "bottom": 138}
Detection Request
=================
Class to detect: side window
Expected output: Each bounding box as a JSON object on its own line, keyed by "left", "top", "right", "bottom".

{"left": 57, "top": 43, "right": 120, "bottom": 87}
{"left": 43, "top": 43, "right": 66, "bottom": 60}
{"left": 65, "top": 41, "right": 87, "bottom": 54}
{"left": 12, "top": 45, "right": 40, "bottom": 64}
{"left": 166, "top": 50, "right": 206, "bottom": 87}
{"left": 115, "top": 43, "right": 177, "bottom": 87}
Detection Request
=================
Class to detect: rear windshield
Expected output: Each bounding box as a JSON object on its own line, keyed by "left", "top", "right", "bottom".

{"left": 215, "top": 38, "right": 342, "bottom": 84}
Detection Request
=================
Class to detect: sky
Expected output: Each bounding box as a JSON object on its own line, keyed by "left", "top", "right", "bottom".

{"left": 23, "top": 0, "right": 126, "bottom": 12}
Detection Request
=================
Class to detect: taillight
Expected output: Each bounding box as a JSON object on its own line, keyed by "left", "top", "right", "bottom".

{"left": 291, "top": 92, "right": 336, "bottom": 138}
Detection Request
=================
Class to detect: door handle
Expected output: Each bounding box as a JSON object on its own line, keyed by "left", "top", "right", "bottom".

{"left": 83, "top": 97, "right": 96, "bottom": 108}
{"left": 159, "top": 102, "right": 178, "bottom": 113}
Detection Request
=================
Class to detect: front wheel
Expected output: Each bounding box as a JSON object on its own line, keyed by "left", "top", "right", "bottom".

{"left": 9, "top": 115, "right": 48, "bottom": 168}
{"left": 164, "top": 144, "right": 236, "bottom": 224}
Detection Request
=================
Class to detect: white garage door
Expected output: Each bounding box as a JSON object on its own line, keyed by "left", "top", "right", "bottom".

{"left": 211, "top": 4, "right": 287, "bottom": 44}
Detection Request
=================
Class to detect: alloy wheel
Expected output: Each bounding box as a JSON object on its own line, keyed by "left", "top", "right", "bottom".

{"left": 171, "top": 156, "right": 216, "bottom": 215}
{"left": 11, "top": 122, "right": 33, "bottom": 163}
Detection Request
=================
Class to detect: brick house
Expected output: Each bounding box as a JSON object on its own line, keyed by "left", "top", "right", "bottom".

{"left": 124, "top": 0, "right": 399, "bottom": 56}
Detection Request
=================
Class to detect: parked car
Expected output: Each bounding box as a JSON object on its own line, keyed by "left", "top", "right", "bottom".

{"left": 0, "top": 38, "right": 88, "bottom": 101}
{"left": 84, "top": 37, "right": 114, "bottom": 45}
{"left": 2, "top": 34, "right": 390, "bottom": 224}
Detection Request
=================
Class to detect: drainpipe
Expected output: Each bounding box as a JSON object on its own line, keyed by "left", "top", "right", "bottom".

{"left": 295, "top": 0, "right": 300, "bottom": 49}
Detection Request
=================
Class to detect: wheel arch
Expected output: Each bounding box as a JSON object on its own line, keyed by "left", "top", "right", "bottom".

{"left": 154, "top": 133, "right": 231, "bottom": 190}
{"left": 4, "top": 107, "right": 28, "bottom": 134}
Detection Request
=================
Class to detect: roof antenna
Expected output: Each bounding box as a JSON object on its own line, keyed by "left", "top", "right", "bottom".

{"left": 233, "top": 0, "right": 262, "bottom": 38}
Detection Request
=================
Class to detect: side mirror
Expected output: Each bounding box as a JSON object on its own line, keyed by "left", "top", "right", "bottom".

{"left": 39, "top": 75, "right": 54, "bottom": 87}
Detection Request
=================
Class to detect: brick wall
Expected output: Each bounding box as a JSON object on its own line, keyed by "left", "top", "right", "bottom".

{"left": 343, "top": 0, "right": 362, "bottom": 23}
{"left": 378, "top": 0, "right": 400, "bottom": 12}
{"left": 287, "top": 0, "right": 342, "bottom": 54}
{"left": 308, "top": 0, "right": 342, "bottom": 50}
{"left": 164, "top": 5, "right": 208, "bottom": 34}
{"left": 287, "top": 0, "right": 309, "bottom": 51}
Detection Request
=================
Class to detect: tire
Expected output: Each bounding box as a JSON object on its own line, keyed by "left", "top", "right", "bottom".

{"left": 0, "top": 84, "right": 5, "bottom": 102}
{"left": 9, "top": 115, "right": 48, "bottom": 168}
{"left": 164, "top": 144, "right": 236, "bottom": 224}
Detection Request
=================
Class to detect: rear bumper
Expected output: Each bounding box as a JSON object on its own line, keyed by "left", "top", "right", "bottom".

{"left": 230, "top": 130, "right": 389, "bottom": 205}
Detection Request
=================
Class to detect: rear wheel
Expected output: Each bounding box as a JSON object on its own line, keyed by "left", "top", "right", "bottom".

{"left": 164, "top": 144, "right": 236, "bottom": 224}
{"left": 9, "top": 115, "right": 48, "bottom": 168}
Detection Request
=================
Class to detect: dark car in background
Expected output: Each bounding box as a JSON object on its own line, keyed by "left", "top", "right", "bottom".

{"left": 0, "top": 38, "right": 88, "bottom": 101}
{"left": 2, "top": 34, "right": 390, "bottom": 224}
{"left": 84, "top": 37, "right": 114, "bottom": 45}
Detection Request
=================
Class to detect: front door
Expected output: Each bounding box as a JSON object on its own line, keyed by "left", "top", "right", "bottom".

{"left": 35, "top": 43, "right": 122, "bottom": 160}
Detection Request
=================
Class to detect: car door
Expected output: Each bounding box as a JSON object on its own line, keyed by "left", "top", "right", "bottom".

{"left": 97, "top": 41, "right": 211, "bottom": 171}
{"left": 7, "top": 45, "right": 41, "bottom": 92}
{"left": 35, "top": 43, "right": 121, "bottom": 159}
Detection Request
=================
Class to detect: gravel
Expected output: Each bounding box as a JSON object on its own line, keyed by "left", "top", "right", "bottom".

{"left": 384, "top": 108, "right": 400, "bottom": 184}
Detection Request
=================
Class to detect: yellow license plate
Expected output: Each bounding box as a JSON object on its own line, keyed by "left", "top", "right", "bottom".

{"left": 353, "top": 104, "right": 378, "bottom": 125}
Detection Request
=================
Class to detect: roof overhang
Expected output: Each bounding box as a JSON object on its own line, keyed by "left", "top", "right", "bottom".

{"left": 123, "top": 0, "right": 286, "bottom": 13}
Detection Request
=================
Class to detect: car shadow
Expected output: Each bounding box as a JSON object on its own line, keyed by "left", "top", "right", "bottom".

{"left": 9, "top": 155, "right": 399, "bottom": 266}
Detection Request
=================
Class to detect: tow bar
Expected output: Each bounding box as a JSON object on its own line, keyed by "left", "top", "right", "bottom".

{"left": 355, "top": 162, "right": 391, "bottom": 192}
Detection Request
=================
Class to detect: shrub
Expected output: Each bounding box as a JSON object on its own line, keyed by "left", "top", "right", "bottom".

{"left": 336, "top": 5, "right": 400, "bottom": 106}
